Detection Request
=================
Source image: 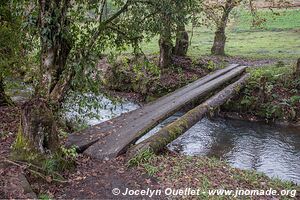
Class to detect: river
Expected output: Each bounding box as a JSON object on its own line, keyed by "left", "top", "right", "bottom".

{"left": 167, "top": 117, "right": 300, "bottom": 184}
{"left": 11, "top": 87, "right": 300, "bottom": 184}
{"left": 136, "top": 112, "right": 300, "bottom": 184}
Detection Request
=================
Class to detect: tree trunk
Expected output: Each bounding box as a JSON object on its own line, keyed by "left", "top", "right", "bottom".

{"left": 37, "top": 0, "right": 71, "bottom": 100}
{"left": 127, "top": 73, "right": 250, "bottom": 159}
{"left": 211, "top": 0, "right": 234, "bottom": 56}
{"left": 295, "top": 58, "right": 300, "bottom": 77}
{"left": 0, "top": 76, "right": 12, "bottom": 106}
{"left": 158, "top": 13, "right": 173, "bottom": 68}
{"left": 159, "top": 35, "right": 173, "bottom": 68}
{"left": 20, "top": 98, "right": 59, "bottom": 153}
{"left": 173, "top": 24, "right": 189, "bottom": 56}
{"left": 211, "top": 27, "right": 226, "bottom": 56}
{"left": 19, "top": 0, "right": 71, "bottom": 154}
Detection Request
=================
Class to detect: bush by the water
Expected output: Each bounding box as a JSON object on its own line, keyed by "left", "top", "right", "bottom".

{"left": 223, "top": 62, "right": 300, "bottom": 122}
{"left": 103, "top": 56, "right": 161, "bottom": 95}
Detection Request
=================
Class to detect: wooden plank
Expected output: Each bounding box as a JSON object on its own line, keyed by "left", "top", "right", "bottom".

{"left": 83, "top": 66, "right": 247, "bottom": 160}
{"left": 127, "top": 73, "right": 250, "bottom": 159}
{"left": 66, "top": 64, "right": 240, "bottom": 151}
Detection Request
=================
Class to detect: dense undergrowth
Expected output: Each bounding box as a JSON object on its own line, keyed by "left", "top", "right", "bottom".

{"left": 103, "top": 56, "right": 209, "bottom": 100}
{"left": 223, "top": 62, "right": 300, "bottom": 122}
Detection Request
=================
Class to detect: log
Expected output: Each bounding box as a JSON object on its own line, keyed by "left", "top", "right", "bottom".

{"left": 83, "top": 66, "right": 247, "bottom": 160}
{"left": 127, "top": 73, "right": 250, "bottom": 159}
{"left": 66, "top": 64, "right": 241, "bottom": 152}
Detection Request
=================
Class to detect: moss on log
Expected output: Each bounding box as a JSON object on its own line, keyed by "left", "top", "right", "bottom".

{"left": 127, "top": 73, "right": 250, "bottom": 159}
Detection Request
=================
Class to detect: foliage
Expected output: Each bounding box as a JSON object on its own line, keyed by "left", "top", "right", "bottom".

{"left": 41, "top": 146, "right": 78, "bottom": 174}
{"left": 127, "top": 148, "right": 155, "bottom": 167}
{"left": 127, "top": 148, "right": 160, "bottom": 176}
{"left": 141, "top": 163, "right": 159, "bottom": 176}
{"left": 38, "top": 194, "right": 52, "bottom": 200}
{"left": 105, "top": 56, "right": 161, "bottom": 94}
{"left": 140, "top": 8, "right": 300, "bottom": 59}
{"left": 0, "top": 1, "right": 24, "bottom": 78}
{"left": 64, "top": 0, "right": 200, "bottom": 92}
{"left": 223, "top": 63, "right": 300, "bottom": 121}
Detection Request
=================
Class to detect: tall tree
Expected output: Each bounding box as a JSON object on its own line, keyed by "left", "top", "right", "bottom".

{"left": 20, "top": 0, "right": 72, "bottom": 153}
{"left": 204, "top": 0, "right": 287, "bottom": 56}
{"left": 19, "top": 0, "right": 151, "bottom": 154}
{"left": 173, "top": 22, "right": 189, "bottom": 57}
{"left": 202, "top": 0, "right": 237, "bottom": 56}
{"left": 210, "top": 0, "right": 235, "bottom": 55}
{"left": 140, "top": 0, "right": 198, "bottom": 68}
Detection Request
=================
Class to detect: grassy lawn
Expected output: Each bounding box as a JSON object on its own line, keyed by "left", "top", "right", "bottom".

{"left": 141, "top": 8, "right": 300, "bottom": 60}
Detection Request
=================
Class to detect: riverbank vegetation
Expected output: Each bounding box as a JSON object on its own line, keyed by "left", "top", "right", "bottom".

{"left": 1, "top": 0, "right": 300, "bottom": 198}
{"left": 223, "top": 62, "right": 300, "bottom": 123}
{"left": 132, "top": 153, "right": 300, "bottom": 199}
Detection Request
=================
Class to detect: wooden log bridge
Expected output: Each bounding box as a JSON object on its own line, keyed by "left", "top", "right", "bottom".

{"left": 66, "top": 64, "right": 248, "bottom": 160}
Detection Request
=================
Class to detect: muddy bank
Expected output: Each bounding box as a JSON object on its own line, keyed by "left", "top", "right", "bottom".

{"left": 102, "top": 55, "right": 279, "bottom": 103}
{"left": 101, "top": 56, "right": 208, "bottom": 102}
{"left": 0, "top": 102, "right": 299, "bottom": 199}
{"left": 104, "top": 56, "right": 299, "bottom": 126}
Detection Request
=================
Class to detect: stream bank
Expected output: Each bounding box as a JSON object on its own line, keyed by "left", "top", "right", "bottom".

{"left": 1, "top": 97, "right": 299, "bottom": 199}
{"left": 1, "top": 57, "right": 300, "bottom": 199}
{"left": 109, "top": 58, "right": 300, "bottom": 126}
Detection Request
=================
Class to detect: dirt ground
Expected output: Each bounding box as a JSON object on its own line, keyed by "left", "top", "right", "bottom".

{"left": 33, "top": 155, "right": 163, "bottom": 199}
{"left": 0, "top": 106, "right": 162, "bottom": 199}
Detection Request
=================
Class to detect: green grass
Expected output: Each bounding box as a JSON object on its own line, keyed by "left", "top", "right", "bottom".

{"left": 140, "top": 8, "right": 300, "bottom": 60}
{"left": 233, "top": 8, "right": 300, "bottom": 32}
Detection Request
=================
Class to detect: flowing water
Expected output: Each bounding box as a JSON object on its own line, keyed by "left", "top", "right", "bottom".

{"left": 12, "top": 85, "right": 299, "bottom": 184}
{"left": 139, "top": 115, "right": 300, "bottom": 184}
{"left": 62, "top": 92, "right": 140, "bottom": 126}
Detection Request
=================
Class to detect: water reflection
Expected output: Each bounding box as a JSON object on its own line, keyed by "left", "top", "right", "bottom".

{"left": 169, "top": 118, "right": 300, "bottom": 184}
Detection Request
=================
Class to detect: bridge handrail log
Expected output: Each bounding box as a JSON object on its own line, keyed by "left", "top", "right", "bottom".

{"left": 126, "top": 73, "right": 250, "bottom": 160}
